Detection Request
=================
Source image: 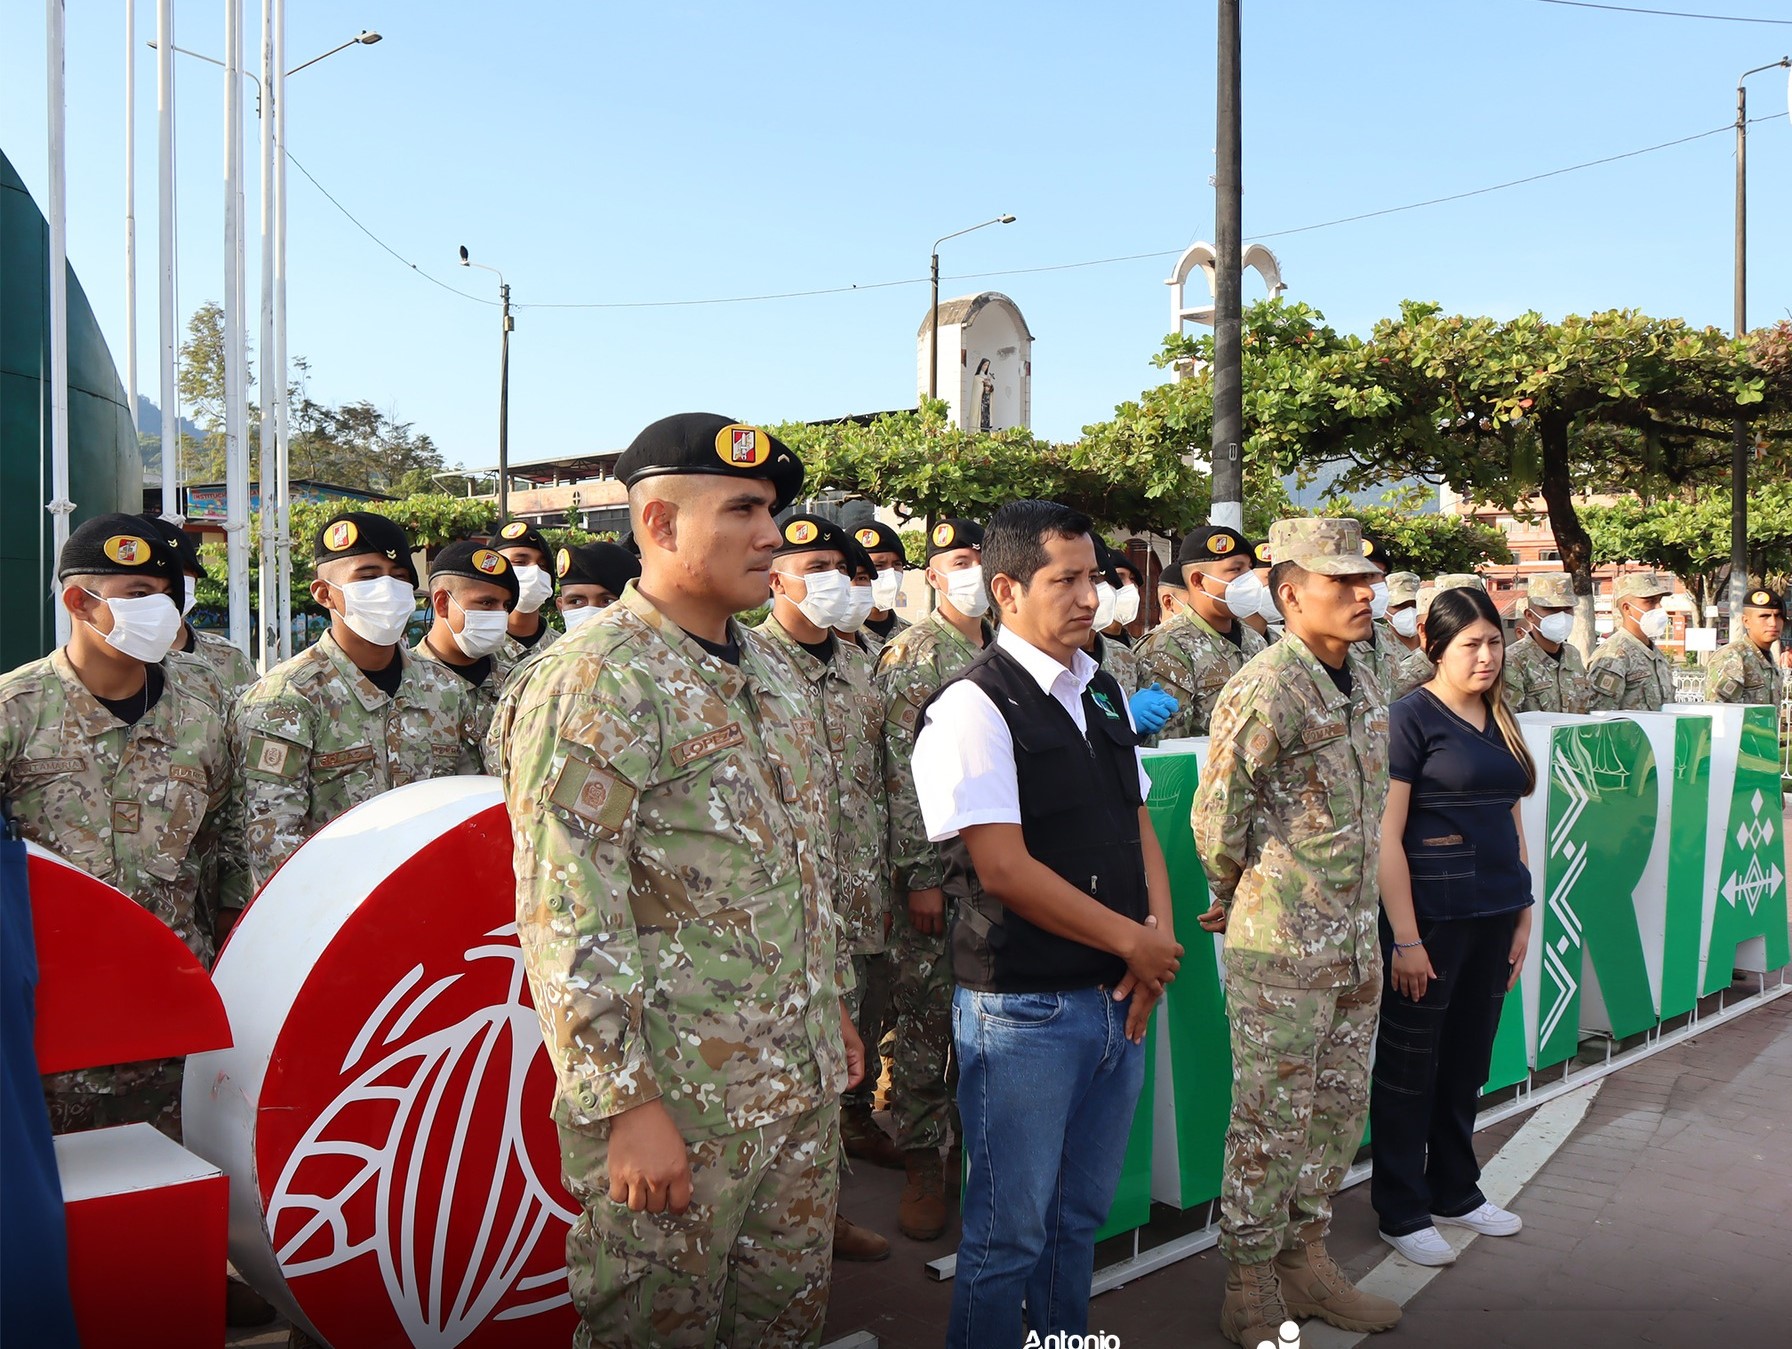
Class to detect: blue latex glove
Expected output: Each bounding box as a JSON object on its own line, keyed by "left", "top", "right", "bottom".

{"left": 1129, "top": 683, "right": 1179, "bottom": 735}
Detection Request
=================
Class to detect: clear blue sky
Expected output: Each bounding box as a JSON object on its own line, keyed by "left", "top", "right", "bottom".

{"left": 5, "top": 1, "right": 1790, "bottom": 472}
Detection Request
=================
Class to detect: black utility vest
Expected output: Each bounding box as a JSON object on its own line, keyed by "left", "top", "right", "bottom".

{"left": 936, "top": 643, "right": 1149, "bottom": 993}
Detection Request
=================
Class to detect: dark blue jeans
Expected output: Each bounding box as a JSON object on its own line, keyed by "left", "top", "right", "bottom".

{"left": 948, "top": 983, "right": 1146, "bottom": 1349}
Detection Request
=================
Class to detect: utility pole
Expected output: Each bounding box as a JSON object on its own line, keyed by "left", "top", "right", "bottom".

{"left": 1210, "top": 0, "right": 1244, "bottom": 533}
{"left": 498, "top": 281, "right": 513, "bottom": 526}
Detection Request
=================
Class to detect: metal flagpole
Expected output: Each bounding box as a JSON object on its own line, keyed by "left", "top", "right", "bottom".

{"left": 47, "top": 0, "right": 73, "bottom": 646}
{"left": 272, "top": 0, "right": 292, "bottom": 659}
{"left": 256, "top": 0, "right": 277, "bottom": 668}
{"left": 224, "top": 0, "right": 251, "bottom": 652}
{"left": 157, "top": 0, "right": 179, "bottom": 527}
{"left": 125, "top": 0, "right": 140, "bottom": 438}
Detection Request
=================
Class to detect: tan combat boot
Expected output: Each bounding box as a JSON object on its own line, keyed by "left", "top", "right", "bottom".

{"left": 1219, "top": 1259, "right": 1290, "bottom": 1348}
{"left": 841, "top": 1100, "right": 905, "bottom": 1168}
{"left": 833, "top": 1211, "right": 893, "bottom": 1262}
{"left": 1275, "top": 1239, "right": 1402, "bottom": 1332}
{"left": 898, "top": 1148, "right": 948, "bottom": 1240}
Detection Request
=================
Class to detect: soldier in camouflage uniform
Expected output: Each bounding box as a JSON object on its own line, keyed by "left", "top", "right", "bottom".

{"left": 1588, "top": 572, "right": 1677, "bottom": 712}
{"left": 1353, "top": 537, "right": 1398, "bottom": 699}
{"left": 229, "top": 512, "right": 480, "bottom": 902}
{"left": 412, "top": 539, "right": 521, "bottom": 772}
{"left": 1087, "top": 539, "right": 1143, "bottom": 697}
{"left": 757, "top": 514, "right": 897, "bottom": 1260}
{"left": 854, "top": 521, "right": 912, "bottom": 659}
{"left": 1506, "top": 572, "right": 1592, "bottom": 714}
{"left": 1378, "top": 571, "right": 1423, "bottom": 689}
{"left": 498, "top": 414, "right": 860, "bottom": 1348}
{"left": 1707, "top": 585, "right": 1785, "bottom": 706}
{"left": 1191, "top": 518, "right": 1401, "bottom": 1347}
{"left": 1, "top": 515, "right": 233, "bottom": 1136}
{"left": 1136, "top": 526, "right": 1267, "bottom": 741}
{"left": 876, "top": 516, "right": 990, "bottom": 1241}
{"left": 141, "top": 514, "right": 258, "bottom": 701}
{"left": 493, "top": 521, "right": 560, "bottom": 665}
{"left": 497, "top": 541, "right": 641, "bottom": 722}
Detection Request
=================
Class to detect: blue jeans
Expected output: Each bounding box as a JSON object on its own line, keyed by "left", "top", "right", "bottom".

{"left": 948, "top": 983, "right": 1146, "bottom": 1349}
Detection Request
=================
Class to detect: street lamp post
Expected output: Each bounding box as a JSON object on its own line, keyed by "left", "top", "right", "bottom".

{"left": 459, "top": 248, "right": 514, "bottom": 526}
{"left": 1730, "top": 56, "right": 1790, "bottom": 631}
{"left": 928, "top": 215, "right": 1015, "bottom": 407}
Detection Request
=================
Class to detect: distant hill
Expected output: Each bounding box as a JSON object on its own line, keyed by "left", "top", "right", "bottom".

{"left": 135, "top": 396, "right": 206, "bottom": 450}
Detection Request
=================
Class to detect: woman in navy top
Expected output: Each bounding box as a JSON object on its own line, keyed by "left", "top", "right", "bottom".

{"left": 1371, "top": 585, "right": 1536, "bottom": 1267}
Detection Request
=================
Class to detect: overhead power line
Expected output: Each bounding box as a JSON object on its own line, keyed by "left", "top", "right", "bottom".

{"left": 1532, "top": 1, "right": 1792, "bottom": 23}
{"left": 287, "top": 118, "right": 1776, "bottom": 312}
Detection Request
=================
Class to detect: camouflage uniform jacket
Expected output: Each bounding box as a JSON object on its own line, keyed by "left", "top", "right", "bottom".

{"left": 0, "top": 649, "right": 232, "bottom": 965}
{"left": 1191, "top": 633, "right": 1390, "bottom": 989}
{"left": 1093, "top": 632, "right": 1141, "bottom": 698}
{"left": 756, "top": 614, "right": 890, "bottom": 957}
{"left": 1506, "top": 635, "right": 1592, "bottom": 714}
{"left": 230, "top": 630, "right": 480, "bottom": 897}
{"left": 1705, "top": 636, "right": 1783, "bottom": 706}
{"left": 1392, "top": 644, "right": 1434, "bottom": 701}
{"left": 1353, "top": 622, "right": 1398, "bottom": 705}
{"left": 861, "top": 612, "right": 910, "bottom": 661}
{"left": 411, "top": 635, "right": 516, "bottom": 773}
{"left": 500, "top": 583, "right": 849, "bottom": 1139}
{"left": 499, "top": 621, "right": 557, "bottom": 669}
{"left": 1587, "top": 627, "right": 1675, "bottom": 712}
{"left": 875, "top": 607, "right": 988, "bottom": 893}
{"left": 180, "top": 628, "right": 257, "bottom": 702}
{"left": 1135, "top": 608, "right": 1266, "bottom": 740}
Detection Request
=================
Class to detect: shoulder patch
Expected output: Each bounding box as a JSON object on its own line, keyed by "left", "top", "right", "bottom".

{"left": 247, "top": 734, "right": 302, "bottom": 779}
{"left": 669, "top": 722, "right": 745, "bottom": 769}
{"left": 549, "top": 751, "right": 637, "bottom": 831}
{"left": 1592, "top": 667, "right": 1624, "bottom": 697}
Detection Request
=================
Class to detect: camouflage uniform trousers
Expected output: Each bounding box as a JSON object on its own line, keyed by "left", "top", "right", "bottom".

{"left": 886, "top": 908, "right": 960, "bottom": 1152}
{"left": 562, "top": 1098, "right": 840, "bottom": 1349}
{"left": 1220, "top": 964, "right": 1381, "bottom": 1264}
{"left": 43, "top": 1060, "right": 184, "bottom": 1140}
{"left": 842, "top": 951, "right": 893, "bottom": 1110}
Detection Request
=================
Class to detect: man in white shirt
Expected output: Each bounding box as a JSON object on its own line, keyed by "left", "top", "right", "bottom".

{"left": 912, "top": 499, "right": 1182, "bottom": 1349}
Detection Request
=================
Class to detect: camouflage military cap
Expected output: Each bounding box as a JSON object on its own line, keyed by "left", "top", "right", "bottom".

{"left": 493, "top": 520, "right": 554, "bottom": 563}
{"left": 556, "top": 541, "right": 640, "bottom": 594}
{"left": 927, "top": 518, "right": 984, "bottom": 560}
{"left": 57, "top": 513, "right": 183, "bottom": 604}
{"left": 140, "top": 513, "right": 209, "bottom": 579}
{"left": 1613, "top": 571, "right": 1673, "bottom": 601}
{"left": 1385, "top": 571, "right": 1421, "bottom": 605}
{"left": 852, "top": 521, "right": 906, "bottom": 561}
{"left": 428, "top": 539, "right": 520, "bottom": 608}
{"left": 616, "top": 412, "right": 804, "bottom": 514}
{"left": 1526, "top": 572, "right": 1576, "bottom": 608}
{"left": 314, "top": 510, "right": 418, "bottom": 585}
{"left": 1266, "top": 518, "right": 1380, "bottom": 577}
{"left": 773, "top": 512, "right": 851, "bottom": 560}
{"left": 1433, "top": 572, "right": 1486, "bottom": 594}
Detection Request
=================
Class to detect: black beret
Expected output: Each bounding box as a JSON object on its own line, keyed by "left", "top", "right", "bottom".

{"left": 1252, "top": 540, "right": 1274, "bottom": 566}
{"left": 1743, "top": 586, "right": 1785, "bottom": 612}
{"left": 556, "top": 541, "right": 641, "bottom": 596}
{"left": 773, "top": 513, "right": 852, "bottom": 560}
{"left": 615, "top": 413, "right": 804, "bottom": 515}
{"left": 140, "top": 514, "right": 209, "bottom": 578}
{"left": 58, "top": 513, "right": 185, "bottom": 608}
{"left": 843, "top": 535, "right": 876, "bottom": 579}
{"left": 1361, "top": 534, "right": 1392, "bottom": 570}
{"left": 1093, "top": 538, "right": 1122, "bottom": 588}
{"left": 926, "top": 518, "right": 984, "bottom": 560}
{"left": 1176, "top": 525, "right": 1250, "bottom": 570}
{"left": 493, "top": 520, "right": 554, "bottom": 562}
{"left": 428, "top": 539, "right": 520, "bottom": 608}
{"left": 852, "top": 521, "right": 906, "bottom": 560}
{"left": 314, "top": 510, "right": 418, "bottom": 585}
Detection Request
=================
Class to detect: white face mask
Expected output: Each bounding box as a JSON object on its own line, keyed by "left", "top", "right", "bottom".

{"left": 180, "top": 580, "right": 199, "bottom": 618}
{"left": 784, "top": 568, "right": 855, "bottom": 631}
{"left": 942, "top": 564, "right": 990, "bottom": 619}
{"left": 449, "top": 596, "right": 511, "bottom": 658}
{"left": 562, "top": 604, "right": 604, "bottom": 632}
{"left": 82, "top": 590, "right": 183, "bottom": 663}
{"left": 1535, "top": 611, "right": 1575, "bottom": 644}
{"left": 333, "top": 575, "right": 417, "bottom": 647}
{"left": 839, "top": 585, "right": 875, "bottom": 634}
{"left": 1256, "top": 584, "right": 1282, "bottom": 624}
{"left": 1370, "top": 581, "right": 1390, "bottom": 620}
{"left": 512, "top": 564, "right": 553, "bottom": 614}
{"left": 1113, "top": 583, "right": 1141, "bottom": 627}
{"left": 1391, "top": 607, "right": 1420, "bottom": 639}
{"left": 1636, "top": 606, "right": 1671, "bottom": 642}
{"left": 870, "top": 567, "right": 904, "bottom": 611}
{"left": 1214, "top": 571, "right": 1266, "bottom": 620}
{"left": 1093, "top": 581, "right": 1118, "bottom": 631}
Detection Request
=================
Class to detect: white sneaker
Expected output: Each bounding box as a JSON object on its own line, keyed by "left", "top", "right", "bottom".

{"left": 1434, "top": 1201, "right": 1522, "bottom": 1236}
{"left": 1380, "top": 1225, "right": 1457, "bottom": 1265}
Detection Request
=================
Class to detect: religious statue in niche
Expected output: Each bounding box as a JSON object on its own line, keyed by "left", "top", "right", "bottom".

{"left": 974, "top": 358, "right": 995, "bottom": 432}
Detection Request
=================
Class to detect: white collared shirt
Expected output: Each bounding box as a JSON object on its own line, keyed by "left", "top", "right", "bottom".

{"left": 913, "top": 625, "right": 1152, "bottom": 843}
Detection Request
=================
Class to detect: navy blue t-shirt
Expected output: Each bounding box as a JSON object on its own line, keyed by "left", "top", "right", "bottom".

{"left": 1388, "top": 687, "right": 1533, "bottom": 920}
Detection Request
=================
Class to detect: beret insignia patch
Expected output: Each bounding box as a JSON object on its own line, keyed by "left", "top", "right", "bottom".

{"left": 856, "top": 528, "right": 879, "bottom": 548}
{"left": 472, "top": 549, "right": 507, "bottom": 575}
{"left": 556, "top": 548, "right": 572, "bottom": 578}
{"left": 500, "top": 521, "right": 529, "bottom": 539}
{"left": 1210, "top": 534, "right": 1236, "bottom": 555}
{"left": 716, "top": 424, "right": 769, "bottom": 467}
{"left": 785, "top": 520, "right": 819, "bottom": 545}
{"left": 103, "top": 535, "right": 150, "bottom": 566}
{"left": 324, "top": 521, "right": 358, "bottom": 552}
{"left": 933, "top": 523, "right": 955, "bottom": 548}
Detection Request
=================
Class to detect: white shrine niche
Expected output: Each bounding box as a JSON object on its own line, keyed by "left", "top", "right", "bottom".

{"left": 916, "top": 291, "right": 1034, "bottom": 431}
{"left": 1165, "top": 241, "right": 1286, "bottom": 379}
